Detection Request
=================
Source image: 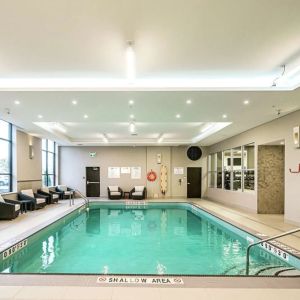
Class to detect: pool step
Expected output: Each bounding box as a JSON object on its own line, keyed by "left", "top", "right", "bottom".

{"left": 255, "top": 265, "right": 292, "bottom": 276}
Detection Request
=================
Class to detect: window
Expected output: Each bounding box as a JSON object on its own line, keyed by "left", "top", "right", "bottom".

{"left": 243, "top": 143, "right": 255, "bottom": 191}
{"left": 208, "top": 143, "right": 255, "bottom": 192}
{"left": 223, "top": 149, "right": 231, "bottom": 190}
{"left": 208, "top": 153, "right": 216, "bottom": 188}
{"left": 42, "top": 139, "right": 56, "bottom": 186}
{"left": 0, "top": 120, "right": 12, "bottom": 193}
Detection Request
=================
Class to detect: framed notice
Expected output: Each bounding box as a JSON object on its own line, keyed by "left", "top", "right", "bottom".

{"left": 131, "top": 167, "right": 141, "bottom": 179}
{"left": 121, "top": 167, "right": 131, "bottom": 174}
{"left": 108, "top": 167, "right": 120, "bottom": 179}
{"left": 174, "top": 167, "right": 184, "bottom": 175}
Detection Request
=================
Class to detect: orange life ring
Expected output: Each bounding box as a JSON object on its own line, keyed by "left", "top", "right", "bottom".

{"left": 147, "top": 170, "right": 157, "bottom": 182}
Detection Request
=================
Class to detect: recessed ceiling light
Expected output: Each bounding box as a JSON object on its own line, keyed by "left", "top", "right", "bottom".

{"left": 83, "top": 114, "right": 88, "bottom": 119}
{"left": 186, "top": 99, "right": 192, "bottom": 104}
{"left": 176, "top": 114, "right": 181, "bottom": 119}
{"left": 129, "top": 99, "right": 134, "bottom": 106}
{"left": 72, "top": 99, "right": 77, "bottom": 105}
{"left": 130, "top": 114, "right": 135, "bottom": 119}
{"left": 222, "top": 114, "right": 227, "bottom": 119}
{"left": 243, "top": 99, "right": 250, "bottom": 105}
{"left": 14, "top": 100, "right": 20, "bottom": 105}
{"left": 38, "top": 114, "right": 43, "bottom": 119}
{"left": 280, "top": 141, "right": 285, "bottom": 145}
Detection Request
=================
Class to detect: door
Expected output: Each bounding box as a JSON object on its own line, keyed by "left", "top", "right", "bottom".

{"left": 187, "top": 167, "right": 202, "bottom": 198}
{"left": 86, "top": 167, "right": 100, "bottom": 197}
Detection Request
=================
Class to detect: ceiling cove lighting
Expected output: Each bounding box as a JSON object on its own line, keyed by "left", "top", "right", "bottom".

{"left": 126, "top": 41, "right": 136, "bottom": 83}
{"left": 102, "top": 134, "right": 109, "bottom": 143}
{"left": 51, "top": 122, "right": 67, "bottom": 133}
{"left": 192, "top": 122, "right": 231, "bottom": 143}
{"left": 157, "top": 135, "right": 164, "bottom": 143}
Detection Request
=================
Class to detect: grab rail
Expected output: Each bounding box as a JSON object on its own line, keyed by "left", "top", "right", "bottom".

{"left": 75, "top": 189, "right": 90, "bottom": 208}
{"left": 246, "top": 227, "right": 300, "bottom": 275}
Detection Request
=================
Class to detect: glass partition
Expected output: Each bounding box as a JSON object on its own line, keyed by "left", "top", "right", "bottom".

{"left": 243, "top": 143, "right": 255, "bottom": 191}
{"left": 216, "top": 152, "right": 222, "bottom": 188}
{"left": 223, "top": 149, "right": 231, "bottom": 190}
{"left": 232, "top": 147, "right": 242, "bottom": 191}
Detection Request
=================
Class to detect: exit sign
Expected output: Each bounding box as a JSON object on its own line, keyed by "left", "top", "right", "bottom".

{"left": 89, "top": 152, "right": 96, "bottom": 158}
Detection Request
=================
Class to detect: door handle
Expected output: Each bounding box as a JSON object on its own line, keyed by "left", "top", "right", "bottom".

{"left": 87, "top": 181, "right": 100, "bottom": 184}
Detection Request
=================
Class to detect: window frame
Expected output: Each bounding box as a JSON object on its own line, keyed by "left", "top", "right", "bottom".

{"left": 0, "top": 120, "right": 13, "bottom": 192}
{"left": 42, "top": 139, "right": 56, "bottom": 187}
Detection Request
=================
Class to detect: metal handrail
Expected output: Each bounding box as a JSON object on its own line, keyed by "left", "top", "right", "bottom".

{"left": 246, "top": 227, "right": 300, "bottom": 275}
{"left": 75, "top": 189, "right": 89, "bottom": 208}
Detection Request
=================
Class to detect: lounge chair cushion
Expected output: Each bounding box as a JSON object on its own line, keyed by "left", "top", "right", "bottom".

{"left": 57, "top": 185, "right": 67, "bottom": 191}
{"left": 41, "top": 187, "right": 50, "bottom": 193}
{"left": 108, "top": 186, "right": 119, "bottom": 192}
{"left": 110, "top": 192, "right": 121, "bottom": 196}
{"left": 21, "top": 189, "right": 34, "bottom": 198}
{"left": 64, "top": 191, "right": 73, "bottom": 196}
{"left": 52, "top": 194, "right": 59, "bottom": 199}
{"left": 0, "top": 195, "right": 4, "bottom": 203}
{"left": 135, "top": 186, "right": 144, "bottom": 192}
{"left": 36, "top": 198, "right": 46, "bottom": 204}
{"left": 132, "top": 192, "right": 143, "bottom": 196}
{"left": 15, "top": 204, "right": 20, "bottom": 211}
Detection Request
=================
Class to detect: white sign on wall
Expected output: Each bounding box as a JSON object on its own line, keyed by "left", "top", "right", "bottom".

{"left": 174, "top": 167, "right": 184, "bottom": 175}
{"left": 121, "top": 167, "right": 131, "bottom": 174}
{"left": 108, "top": 167, "right": 120, "bottom": 178}
{"left": 131, "top": 167, "right": 141, "bottom": 179}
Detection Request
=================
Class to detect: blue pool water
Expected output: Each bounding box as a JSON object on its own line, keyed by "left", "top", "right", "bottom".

{"left": 0, "top": 202, "right": 298, "bottom": 275}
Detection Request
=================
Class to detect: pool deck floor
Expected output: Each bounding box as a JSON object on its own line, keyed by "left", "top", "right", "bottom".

{"left": 0, "top": 198, "right": 300, "bottom": 299}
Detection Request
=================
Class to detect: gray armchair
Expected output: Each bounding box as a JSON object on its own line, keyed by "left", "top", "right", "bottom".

{"left": 19, "top": 189, "right": 47, "bottom": 210}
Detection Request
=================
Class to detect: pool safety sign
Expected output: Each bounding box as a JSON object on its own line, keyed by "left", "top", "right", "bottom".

{"left": 2, "top": 239, "right": 28, "bottom": 260}
{"left": 97, "top": 276, "right": 184, "bottom": 285}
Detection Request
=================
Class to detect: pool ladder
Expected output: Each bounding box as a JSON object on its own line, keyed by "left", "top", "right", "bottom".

{"left": 74, "top": 189, "right": 90, "bottom": 209}
{"left": 246, "top": 227, "right": 300, "bottom": 275}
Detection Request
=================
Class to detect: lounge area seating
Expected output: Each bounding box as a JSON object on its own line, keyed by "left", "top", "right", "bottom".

{"left": 37, "top": 187, "right": 60, "bottom": 204}
{"left": 108, "top": 186, "right": 123, "bottom": 200}
{"left": 130, "top": 186, "right": 147, "bottom": 200}
{"left": 0, "top": 194, "right": 20, "bottom": 220}
{"left": 56, "top": 185, "right": 74, "bottom": 199}
{"left": 19, "top": 189, "right": 47, "bottom": 210}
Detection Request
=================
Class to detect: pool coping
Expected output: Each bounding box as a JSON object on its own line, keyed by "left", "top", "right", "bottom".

{"left": 0, "top": 200, "right": 300, "bottom": 289}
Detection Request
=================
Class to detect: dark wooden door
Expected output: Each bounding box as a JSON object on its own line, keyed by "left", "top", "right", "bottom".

{"left": 187, "top": 167, "right": 202, "bottom": 198}
{"left": 86, "top": 167, "right": 100, "bottom": 197}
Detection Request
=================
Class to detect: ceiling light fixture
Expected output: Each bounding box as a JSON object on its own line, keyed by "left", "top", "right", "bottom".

{"left": 129, "top": 121, "right": 136, "bottom": 133}
{"left": 14, "top": 100, "right": 20, "bottom": 105}
{"left": 130, "top": 114, "right": 135, "bottom": 119}
{"left": 83, "top": 114, "right": 88, "bottom": 119}
{"left": 126, "top": 41, "right": 136, "bottom": 83}
{"left": 222, "top": 114, "right": 227, "bottom": 119}
{"left": 176, "top": 114, "right": 181, "bottom": 119}
{"left": 186, "top": 99, "right": 192, "bottom": 104}
{"left": 243, "top": 99, "right": 250, "bottom": 105}
{"left": 72, "top": 99, "right": 77, "bottom": 105}
{"left": 38, "top": 114, "right": 43, "bottom": 119}
{"left": 129, "top": 99, "right": 134, "bottom": 106}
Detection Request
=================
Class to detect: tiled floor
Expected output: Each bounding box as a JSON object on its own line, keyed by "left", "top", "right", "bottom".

{"left": 1, "top": 198, "right": 300, "bottom": 299}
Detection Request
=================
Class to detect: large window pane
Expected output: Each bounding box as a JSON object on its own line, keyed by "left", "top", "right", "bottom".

{"left": 47, "top": 152, "right": 54, "bottom": 174}
{"left": 42, "top": 175, "right": 48, "bottom": 187}
{"left": 0, "top": 140, "right": 10, "bottom": 173}
{"left": 0, "top": 175, "right": 10, "bottom": 193}
{"left": 48, "top": 140, "right": 55, "bottom": 153}
{"left": 42, "top": 151, "right": 47, "bottom": 174}
{"left": 223, "top": 149, "right": 231, "bottom": 190}
{"left": 0, "top": 120, "right": 9, "bottom": 140}
{"left": 232, "top": 147, "right": 242, "bottom": 191}
{"left": 216, "top": 152, "right": 222, "bottom": 188}
{"left": 48, "top": 175, "right": 54, "bottom": 186}
{"left": 42, "top": 139, "right": 47, "bottom": 151}
{"left": 243, "top": 143, "right": 255, "bottom": 191}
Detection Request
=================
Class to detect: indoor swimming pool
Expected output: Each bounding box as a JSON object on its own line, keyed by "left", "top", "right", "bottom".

{"left": 1, "top": 202, "right": 299, "bottom": 276}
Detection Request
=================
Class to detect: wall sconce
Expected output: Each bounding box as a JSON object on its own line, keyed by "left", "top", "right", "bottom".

{"left": 29, "top": 145, "right": 34, "bottom": 159}
{"left": 293, "top": 126, "right": 300, "bottom": 148}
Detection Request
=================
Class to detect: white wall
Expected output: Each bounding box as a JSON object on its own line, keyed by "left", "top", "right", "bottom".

{"left": 206, "top": 109, "right": 300, "bottom": 225}
{"left": 59, "top": 145, "right": 208, "bottom": 199}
